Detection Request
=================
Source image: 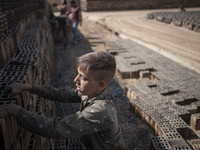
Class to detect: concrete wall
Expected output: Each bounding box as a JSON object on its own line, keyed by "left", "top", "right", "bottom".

{"left": 80, "top": 0, "right": 200, "bottom": 11}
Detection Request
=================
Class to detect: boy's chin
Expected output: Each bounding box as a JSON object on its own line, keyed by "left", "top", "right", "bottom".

{"left": 78, "top": 90, "right": 88, "bottom": 96}
{"left": 77, "top": 90, "right": 83, "bottom": 94}
{"left": 76, "top": 86, "right": 81, "bottom": 91}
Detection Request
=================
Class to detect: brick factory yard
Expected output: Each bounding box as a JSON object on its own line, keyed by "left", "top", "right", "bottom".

{"left": 51, "top": 8, "right": 200, "bottom": 149}
{"left": 53, "top": 8, "right": 200, "bottom": 149}
{"left": 81, "top": 8, "right": 200, "bottom": 74}
{"left": 1, "top": 1, "right": 200, "bottom": 149}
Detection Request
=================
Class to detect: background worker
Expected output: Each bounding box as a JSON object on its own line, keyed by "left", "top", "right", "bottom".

{"left": 52, "top": 0, "right": 72, "bottom": 46}
{"left": 66, "top": 0, "right": 82, "bottom": 44}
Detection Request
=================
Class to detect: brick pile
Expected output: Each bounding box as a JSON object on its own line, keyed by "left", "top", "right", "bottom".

{"left": 147, "top": 11, "right": 200, "bottom": 33}
{"left": 0, "top": 0, "right": 56, "bottom": 149}
{"left": 80, "top": 0, "right": 200, "bottom": 11}
{"left": 106, "top": 39, "right": 200, "bottom": 150}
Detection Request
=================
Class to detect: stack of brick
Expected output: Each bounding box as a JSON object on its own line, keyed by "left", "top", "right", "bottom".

{"left": 147, "top": 11, "right": 200, "bottom": 33}
{"left": 0, "top": 0, "right": 55, "bottom": 149}
{"left": 105, "top": 39, "right": 200, "bottom": 149}
{"left": 80, "top": 0, "right": 200, "bottom": 11}
{"left": 0, "top": 0, "right": 47, "bottom": 68}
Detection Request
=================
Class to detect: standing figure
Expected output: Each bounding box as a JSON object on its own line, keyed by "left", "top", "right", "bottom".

{"left": 67, "top": 0, "right": 82, "bottom": 44}
{"left": 52, "top": 0, "right": 72, "bottom": 47}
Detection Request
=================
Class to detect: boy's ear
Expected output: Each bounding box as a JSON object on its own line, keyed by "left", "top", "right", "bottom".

{"left": 98, "top": 80, "right": 106, "bottom": 90}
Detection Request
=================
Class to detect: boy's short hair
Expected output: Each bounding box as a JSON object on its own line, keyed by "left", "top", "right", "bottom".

{"left": 76, "top": 51, "right": 116, "bottom": 84}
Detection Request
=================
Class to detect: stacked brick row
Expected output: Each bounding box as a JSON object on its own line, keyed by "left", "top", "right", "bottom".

{"left": 0, "top": 1, "right": 55, "bottom": 149}
{"left": 105, "top": 39, "right": 200, "bottom": 149}
{"left": 0, "top": 0, "right": 43, "bottom": 38}
{"left": 0, "top": 0, "right": 45, "bottom": 69}
{"left": 80, "top": 0, "right": 200, "bottom": 11}
{"left": 147, "top": 11, "right": 200, "bottom": 33}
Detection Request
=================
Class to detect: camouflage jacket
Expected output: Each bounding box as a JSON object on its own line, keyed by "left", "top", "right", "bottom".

{"left": 16, "top": 85, "right": 126, "bottom": 150}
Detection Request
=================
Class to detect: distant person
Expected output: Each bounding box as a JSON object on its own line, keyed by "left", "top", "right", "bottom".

{"left": 66, "top": 0, "right": 82, "bottom": 44}
{"left": 52, "top": 0, "right": 72, "bottom": 47}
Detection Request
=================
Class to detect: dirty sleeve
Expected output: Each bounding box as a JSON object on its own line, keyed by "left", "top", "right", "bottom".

{"left": 16, "top": 102, "right": 113, "bottom": 138}
{"left": 30, "top": 84, "right": 81, "bottom": 103}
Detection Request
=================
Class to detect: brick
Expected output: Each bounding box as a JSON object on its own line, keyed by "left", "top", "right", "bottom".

{"left": 0, "top": 90, "right": 19, "bottom": 101}
{"left": 4, "top": 65, "right": 31, "bottom": 72}
{"left": 68, "top": 138, "right": 83, "bottom": 145}
{"left": 115, "top": 54, "right": 155, "bottom": 79}
{"left": 16, "top": 50, "right": 38, "bottom": 59}
{"left": 151, "top": 136, "right": 172, "bottom": 150}
{"left": 169, "top": 117, "right": 189, "bottom": 138}
{"left": 67, "top": 143, "right": 85, "bottom": 150}
{"left": 190, "top": 113, "right": 200, "bottom": 130}
{"left": 189, "top": 139, "right": 200, "bottom": 150}
{"left": 1, "top": 70, "right": 27, "bottom": 77}
{"left": 164, "top": 130, "right": 182, "bottom": 141}
{"left": 10, "top": 57, "right": 36, "bottom": 66}
{"left": 169, "top": 138, "right": 192, "bottom": 150}
{"left": 182, "top": 104, "right": 197, "bottom": 114}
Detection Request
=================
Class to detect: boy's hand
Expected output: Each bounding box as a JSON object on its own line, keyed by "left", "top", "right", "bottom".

{"left": 6, "top": 83, "right": 32, "bottom": 96}
{"left": 0, "top": 104, "right": 21, "bottom": 118}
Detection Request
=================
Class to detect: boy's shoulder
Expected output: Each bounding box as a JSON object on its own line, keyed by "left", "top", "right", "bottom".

{"left": 86, "top": 100, "right": 116, "bottom": 113}
{"left": 94, "top": 100, "right": 115, "bottom": 107}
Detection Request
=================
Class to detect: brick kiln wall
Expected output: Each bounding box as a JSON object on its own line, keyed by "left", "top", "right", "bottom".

{"left": 80, "top": 0, "right": 200, "bottom": 11}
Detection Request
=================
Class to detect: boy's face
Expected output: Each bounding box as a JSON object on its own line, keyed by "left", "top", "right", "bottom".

{"left": 74, "top": 67, "right": 102, "bottom": 99}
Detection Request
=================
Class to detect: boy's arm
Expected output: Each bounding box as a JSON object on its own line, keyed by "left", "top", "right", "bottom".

{"left": 7, "top": 83, "right": 81, "bottom": 103}
{"left": 0, "top": 104, "right": 21, "bottom": 118}
{"left": 16, "top": 102, "right": 115, "bottom": 138}
{"left": 31, "top": 85, "right": 81, "bottom": 103}
{"left": 7, "top": 83, "right": 32, "bottom": 96}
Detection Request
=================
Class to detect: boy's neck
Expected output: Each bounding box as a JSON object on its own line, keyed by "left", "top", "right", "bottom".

{"left": 88, "top": 88, "right": 106, "bottom": 100}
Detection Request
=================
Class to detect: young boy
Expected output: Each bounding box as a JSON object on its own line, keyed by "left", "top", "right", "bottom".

{"left": 0, "top": 51, "right": 126, "bottom": 150}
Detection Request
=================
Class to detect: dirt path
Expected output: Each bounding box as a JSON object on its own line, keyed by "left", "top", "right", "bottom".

{"left": 82, "top": 8, "right": 200, "bottom": 74}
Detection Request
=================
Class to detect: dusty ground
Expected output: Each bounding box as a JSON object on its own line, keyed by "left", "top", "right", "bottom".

{"left": 82, "top": 8, "right": 200, "bottom": 74}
